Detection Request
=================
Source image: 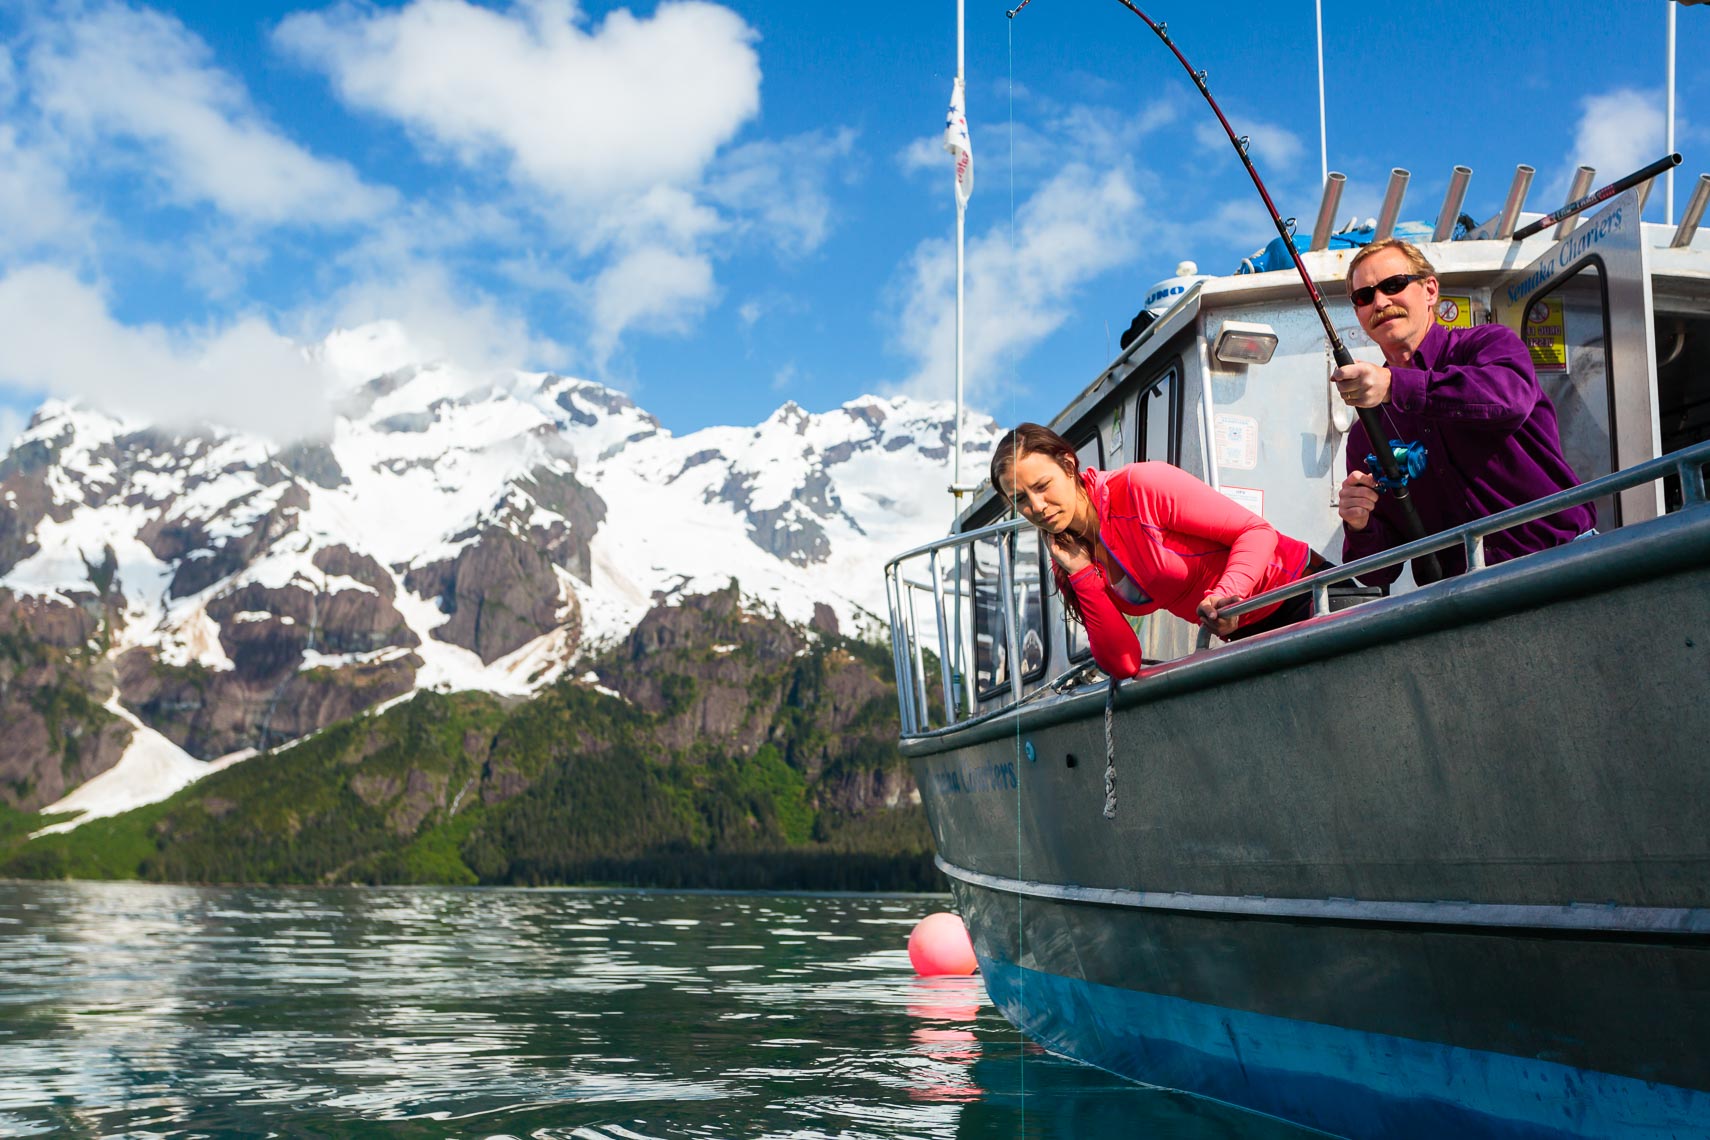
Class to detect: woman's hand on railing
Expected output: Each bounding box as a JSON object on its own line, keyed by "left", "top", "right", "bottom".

{"left": 1197, "top": 593, "right": 1242, "bottom": 638}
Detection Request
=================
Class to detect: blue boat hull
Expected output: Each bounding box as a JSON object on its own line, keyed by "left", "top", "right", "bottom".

{"left": 960, "top": 882, "right": 1710, "bottom": 1138}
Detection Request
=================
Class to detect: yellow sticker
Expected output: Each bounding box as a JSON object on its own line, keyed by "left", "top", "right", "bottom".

{"left": 1434, "top": 295, "right": 1472, "bottom": 329}
{"left": 1523, "top": 298, "right": 1568, "bottom": 371}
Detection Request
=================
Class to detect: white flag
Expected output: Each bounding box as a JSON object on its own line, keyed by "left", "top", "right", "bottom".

{"left": 944, "top": 77, "right": 973, "bottom": 207}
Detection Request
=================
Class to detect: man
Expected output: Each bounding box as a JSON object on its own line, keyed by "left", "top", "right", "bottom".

{"left": 1331, "top": 238, "right": 1595, "bottom": 586}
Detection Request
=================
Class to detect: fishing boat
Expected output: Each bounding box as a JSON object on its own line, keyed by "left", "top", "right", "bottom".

{"left": 883, "top": 20, "right": 1710, "bottom": 1128}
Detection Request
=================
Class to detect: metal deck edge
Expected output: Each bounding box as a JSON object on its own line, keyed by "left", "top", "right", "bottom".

{"left": 935, "top": 855, "right": 1710, "bottom": 936}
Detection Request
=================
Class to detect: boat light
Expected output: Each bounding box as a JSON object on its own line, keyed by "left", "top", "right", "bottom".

{"left": 1212, "top": 320, "right": 1279, "bottom": 366}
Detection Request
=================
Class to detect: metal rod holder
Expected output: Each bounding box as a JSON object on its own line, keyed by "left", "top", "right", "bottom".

{"left": 1496, "top": 165, "right": 1536, "bottom": 239}
{"left": 1310, "top": 172, "right": 1347, "bottom": 251}
{"left": 1374, "top": 168, "right": 1410, "bottom": 241}
{"left": 1637, "top": 175, "right": 1656, "bottom": 212}
{"left": 1671, "top": 174, "right": 1710, "bottom": 248}
{"left": 1555, "top": 166, "right": 1596, "bottom": 240}
{"left": 1432, "top": 165, "right": 1472, "bottom": 242}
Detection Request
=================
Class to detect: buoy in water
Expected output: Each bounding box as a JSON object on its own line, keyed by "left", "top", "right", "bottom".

{"left": 907, "top": 912, "right": 977, "bottom": 976}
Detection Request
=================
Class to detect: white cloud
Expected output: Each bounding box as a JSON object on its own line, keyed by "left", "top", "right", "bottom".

{"left": 589, "top": 245, "right": 717, "bottom": 367}
{"left": 1193, "top": 115, "right": 1305, "bottom": 173}
{"left": 0, "top": 403, "right": 25, "bottom": 458}
{"left": 1563, "top": 89, "right": 1664, "bottom": 198}
{"left": 889, "top": 164, "right": 1144, "bottom": 404}
{"left": 25, "top": 1, "right": 391, "bottom": 226}
{"left": 0, "top": 265, "right": 335, "bottom": 442}
{"left": 321, "top": 262, "right": 567, "bottom": 381}
{"left": 276, "top": 0, "right": 761, "bottom": 204}
{"left": 275, "top": 1, "right": 849, "bottom": 364}
{"left": 0, "top": 122, "right": 89, "bottom": 256}
{"left": 705, "top": 129, "right": 857, "bottom": 258}
{"left": 902, "top": 98, "right": 1177, "bottom": 190}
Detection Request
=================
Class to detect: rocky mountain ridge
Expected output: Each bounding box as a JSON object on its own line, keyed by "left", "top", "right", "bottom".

{"left": 0, "top": 321, "right": 998, "bottom": 823}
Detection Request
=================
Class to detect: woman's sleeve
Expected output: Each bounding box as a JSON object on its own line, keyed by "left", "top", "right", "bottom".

{"left": 1067, "top": 565, "right": 1143, "bottom": 679}
{"left": 1135, "top": 462, "right": 1278, "bottom": 600}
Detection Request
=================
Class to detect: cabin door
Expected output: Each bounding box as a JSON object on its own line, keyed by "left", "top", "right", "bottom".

{"left": 1491, "top": 188, "right": 1661, "bottom": 526}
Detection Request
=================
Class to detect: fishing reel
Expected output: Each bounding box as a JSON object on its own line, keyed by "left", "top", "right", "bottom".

{"left": 1364, "top": 439, "right": 1428, "bottom": 494}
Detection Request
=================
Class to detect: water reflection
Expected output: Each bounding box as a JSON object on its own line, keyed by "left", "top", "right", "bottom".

{"left": 0, "top": 883, "right": 1313, "bottom": 1138}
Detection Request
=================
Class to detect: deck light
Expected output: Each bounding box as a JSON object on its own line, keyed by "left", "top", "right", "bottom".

{"left": 1212, "top": 320, "right": 1279, "bottom": 366}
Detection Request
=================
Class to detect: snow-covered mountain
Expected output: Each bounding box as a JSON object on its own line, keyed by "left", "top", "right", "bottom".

{"left": 0, "top": 322, "right": 998, "bottom": 823}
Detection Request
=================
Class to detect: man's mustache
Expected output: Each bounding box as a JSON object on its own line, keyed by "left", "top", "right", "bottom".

{"left": 1371, "top": 305, "right": 1408, "bottom": 324}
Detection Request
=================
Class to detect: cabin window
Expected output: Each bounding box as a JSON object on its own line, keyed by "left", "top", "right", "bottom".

{"left": 1135, "top": 363, "right": 1180, "bottom": 464}
{"left": 1524, "top": 261, "right": 1618, "bottom": 527}
{"left": 1064, "top": 433, "right": 1103, "bottom": 662}
{"left": 971, "top": 528, "right": 1049, "bottom": 699}
{"left": 1656, "top": 311, "right": 1710, "bottom": 512}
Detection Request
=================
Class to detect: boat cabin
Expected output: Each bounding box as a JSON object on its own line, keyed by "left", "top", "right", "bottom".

{"left": 886, "top": 165, "right": 1710, "bottom": 733}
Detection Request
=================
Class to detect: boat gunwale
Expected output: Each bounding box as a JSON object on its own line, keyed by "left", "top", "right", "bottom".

{"left": 898, "top": 497, "right": 1710, "bottom": 757}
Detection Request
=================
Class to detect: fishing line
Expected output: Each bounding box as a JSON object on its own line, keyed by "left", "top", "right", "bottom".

{"left": 1005, "top": 13, "right": 1028, "bottom": 1124}
{"left": 1009, "top": 0, "right": 1443, "bottom": 583}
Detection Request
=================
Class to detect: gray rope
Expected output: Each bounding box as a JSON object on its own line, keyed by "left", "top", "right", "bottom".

{"left": 1102, "top": 679, "right": 1117, "bottom": 818}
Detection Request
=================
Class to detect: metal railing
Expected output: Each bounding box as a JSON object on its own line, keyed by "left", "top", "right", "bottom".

{"left": 1193, "top": 438, "right": 1710, "bottom": 648}
{"left": 884, "top": 516, "right": 1032, "bottom": 736}
{"left": 885, "top": 440, "right": 1710, "bottom": 737}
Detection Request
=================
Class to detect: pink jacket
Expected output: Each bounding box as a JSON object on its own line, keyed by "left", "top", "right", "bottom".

{"left": 1059, "top": 463, "right": 1313, "bottom": 678}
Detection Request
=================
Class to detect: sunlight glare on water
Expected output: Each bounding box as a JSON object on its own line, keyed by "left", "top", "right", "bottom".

{"left": 0, "top": 882, "right": 1315, "bottom": 1137}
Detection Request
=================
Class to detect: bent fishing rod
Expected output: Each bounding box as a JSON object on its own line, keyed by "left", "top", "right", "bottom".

{"left": 1008, "top": 0, "right": 1443, "bottom": 583}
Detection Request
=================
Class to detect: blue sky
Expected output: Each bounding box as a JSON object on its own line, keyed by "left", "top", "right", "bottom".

{"left": 0, "top": 0, "right": 1704, "bottom": 447}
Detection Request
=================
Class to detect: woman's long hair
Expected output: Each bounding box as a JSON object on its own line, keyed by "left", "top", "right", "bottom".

{"left": 990, "top": 422, "right": 1093, "bottom": 625}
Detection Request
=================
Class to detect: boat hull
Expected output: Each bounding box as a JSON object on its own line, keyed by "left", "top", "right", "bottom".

{"left": 958, "top": 883, "right": 1708, "bottom": 1138}
{"left": 909, "top": 518, "right": 1710, "bottom": 1136}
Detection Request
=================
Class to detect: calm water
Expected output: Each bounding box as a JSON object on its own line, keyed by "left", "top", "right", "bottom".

{"left": 0, "top": 882, "right": 1317, "bottom": 1138}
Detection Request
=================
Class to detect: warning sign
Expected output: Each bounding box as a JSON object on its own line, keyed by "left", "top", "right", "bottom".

{"left": 1435, "top": 295, "right": 1472, "bottom": 329}
{"left": 1524, "top": 298, "right": 1568, "bottom": 372}
{"left": 1219, "top": 484, "right": 1265, "bottom": 518}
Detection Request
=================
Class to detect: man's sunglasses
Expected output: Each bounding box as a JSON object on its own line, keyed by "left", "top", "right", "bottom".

{"left": 1349, "top": 273, "right": 1425, "bottom": 308}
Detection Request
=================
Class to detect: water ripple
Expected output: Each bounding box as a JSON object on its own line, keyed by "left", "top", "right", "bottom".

{"left": 0, "top": 882, "right": 1315, "bottom": 1138}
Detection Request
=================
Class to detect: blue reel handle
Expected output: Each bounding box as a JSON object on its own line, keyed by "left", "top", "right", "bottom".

{"left": 1365, "top": 439, "right": 1427, "bottom": 493}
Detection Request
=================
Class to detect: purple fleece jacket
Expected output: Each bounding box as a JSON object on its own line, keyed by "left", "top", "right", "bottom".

{"left": 1343, "top": 321, "right": 1596, "bottom": 587}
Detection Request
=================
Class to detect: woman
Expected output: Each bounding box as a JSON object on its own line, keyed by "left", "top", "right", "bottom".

{"left": 991, "top": 422, "right": 1330, "bottom": 679}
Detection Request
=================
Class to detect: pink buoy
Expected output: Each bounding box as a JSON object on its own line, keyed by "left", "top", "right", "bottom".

{"left": 907, "top": 911, "right": 977, "bottom": 976}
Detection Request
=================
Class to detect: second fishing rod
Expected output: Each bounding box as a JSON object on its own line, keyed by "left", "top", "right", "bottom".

{"left": 1009, "top": 0, "right": 1444, "bottom": 584}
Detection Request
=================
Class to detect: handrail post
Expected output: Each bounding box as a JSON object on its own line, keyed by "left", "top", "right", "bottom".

{"left": 905, "top": 584, "right": 932, "bottom": 730}
{"left": 996, "top": 534, "right": 1026, "bottom": 705}
{"left": 1681, "top": 457, "right": 1707, "bottom": 508}
{"left": 1464, "top": 532, "right": 1486, "bottom": 572}
{"left": 1311, "top": 578, "right": 1330, "bottom": 616}
{"left": 928, "top": 549, "right": 960, "bottom": 723}
{"left": 952, "top": 546, "right": 972, "bottom": 717}
{"left": 885, "top": 566, "right": 915, "bottom": 735}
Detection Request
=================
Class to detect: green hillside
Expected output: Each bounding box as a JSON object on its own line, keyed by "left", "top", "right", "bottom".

{"left": 0, "top": 589, "right": 940, "bottom": 891}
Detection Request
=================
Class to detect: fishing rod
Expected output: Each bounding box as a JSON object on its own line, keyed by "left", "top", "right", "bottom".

{"left": 1511, "top": 153, "right": 1681, "bottom": 241}
{"left": 1008, "top": 0, "right": 1442, "bottom": 584}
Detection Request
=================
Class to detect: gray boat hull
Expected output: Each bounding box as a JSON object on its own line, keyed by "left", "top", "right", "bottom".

{"left": 907, "top": 514, "right": 1710, "bottom": 1136}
